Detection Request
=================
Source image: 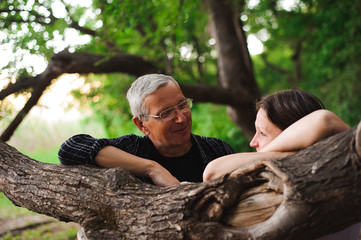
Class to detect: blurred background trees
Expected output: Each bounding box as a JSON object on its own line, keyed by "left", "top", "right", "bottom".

{"left": 1, "top": 0, "right": 360, "bottom": 153}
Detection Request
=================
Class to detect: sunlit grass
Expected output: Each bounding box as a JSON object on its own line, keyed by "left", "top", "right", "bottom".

{"left": 0, "top": 193, "right": 32, "bottom": 218}
{"left": 0, "top": 221, "right": 78, "bottom": 240}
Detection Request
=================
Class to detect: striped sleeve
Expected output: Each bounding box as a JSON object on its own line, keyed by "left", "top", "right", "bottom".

{"left": 58, "top": 134, "right": 110, "bottom": 165}
{"left": 58, "top": 134, "right": 150, "bottom": 166}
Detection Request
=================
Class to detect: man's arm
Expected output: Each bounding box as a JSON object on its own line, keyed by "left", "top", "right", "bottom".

{"left": 58, "top": 134, "right": 180, "bottom": 187}
{"left": 95, "top": 146, "right": 180, "bottom": 186}
{"left": 260, "top": 110, "right": 350, "bottom": 152}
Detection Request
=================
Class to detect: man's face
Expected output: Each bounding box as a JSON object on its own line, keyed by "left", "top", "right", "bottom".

{"left": 140, "top": 81, "right": 192, "bottom": 155}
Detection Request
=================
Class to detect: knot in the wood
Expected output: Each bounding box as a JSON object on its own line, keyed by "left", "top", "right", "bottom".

{"left": 201, "top": 202, "right": 223, "bottom": 221}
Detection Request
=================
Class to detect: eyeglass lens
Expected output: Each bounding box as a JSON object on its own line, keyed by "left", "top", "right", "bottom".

{"left": 160, "top": 99, "right": 192, "bottom": 121}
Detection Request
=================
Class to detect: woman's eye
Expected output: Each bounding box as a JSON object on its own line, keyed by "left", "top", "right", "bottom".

{"left": 260, "top": 132, "right": 266, "bottom": 137}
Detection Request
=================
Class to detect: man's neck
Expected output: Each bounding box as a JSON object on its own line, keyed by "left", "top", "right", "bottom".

{"left": 155, "top": 140, "right": 193, "bottom": 158}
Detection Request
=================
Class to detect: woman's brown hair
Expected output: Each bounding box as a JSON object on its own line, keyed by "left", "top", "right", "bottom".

{"left": 257, "top": 89, "right": 325, "bottom": 130}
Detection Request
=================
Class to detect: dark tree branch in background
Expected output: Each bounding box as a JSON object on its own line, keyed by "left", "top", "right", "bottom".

{"left": 60, "top": 0, "right": 97, "bottom": 36}
{"left": 0, "top": 121, "right": 360, "bottom": 239}
{"left": 261, "top": 53, "right": 289, "bottom": 75}
{"left": 0, "top": 78, "right": 35, "bottom": 101}
{"left": 261, "top": 41, "right": 303, "bottom": 89}
{"left": 0, "top": 50, "right": 160, "bottom": 142}
{"left": 0, "top": 1, "right": 97, "bottom": 36}
{"left": 180, "top": 84, "right": 245, "bottom": 107}
{"left": 291, "top": 41, "right": 303, "bottom": 88}
{"left": 1, "top": 49, "right": 249, "bottom": 141}
{"left": 204, "top": 0, "right": 260, "bottom": 139}
{"left": 0, "top": 63, "right": 62, "bottom": 142}
{"left": 50, "top": 50, "right": 159, "bottom": 75}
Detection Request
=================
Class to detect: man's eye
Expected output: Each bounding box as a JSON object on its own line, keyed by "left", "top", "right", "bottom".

{"left": 160, "top": 109, "right": 173, "bottom": 118}
{"left": 178, "top": 102, "right": 188, "bottom": 109}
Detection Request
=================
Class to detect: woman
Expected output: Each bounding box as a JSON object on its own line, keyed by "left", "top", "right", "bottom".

{"left": 203, "top": 89, "right": 349, "bottom": 181}
{"left": 203, "top": 89, "right": 359, "bottom": 240}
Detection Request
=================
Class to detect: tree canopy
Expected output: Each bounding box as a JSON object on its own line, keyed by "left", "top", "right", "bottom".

{"left": 0, "top": 0, "right": 360, "bottom": 145}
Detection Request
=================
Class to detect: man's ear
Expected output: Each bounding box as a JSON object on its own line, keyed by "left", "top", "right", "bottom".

{"left": 133, "top": 117, "right": 150, "bottom": 135}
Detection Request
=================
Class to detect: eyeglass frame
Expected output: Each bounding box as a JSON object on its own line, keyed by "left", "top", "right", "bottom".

{"left": 144, "top": 98, "right": 193, "bottom": 122}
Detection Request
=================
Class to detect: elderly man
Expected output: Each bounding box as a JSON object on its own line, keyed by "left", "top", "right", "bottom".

{"left": 58, "top": 74, "right": 235, "bottom": 186}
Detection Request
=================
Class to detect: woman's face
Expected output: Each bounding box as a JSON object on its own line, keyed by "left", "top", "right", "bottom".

{"left": 250, "top": 108, "right": 282, "bottom": 152}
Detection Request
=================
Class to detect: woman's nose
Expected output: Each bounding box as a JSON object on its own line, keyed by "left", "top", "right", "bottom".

{"left": 249, "top": 135, "right": 258, "bottom": 148}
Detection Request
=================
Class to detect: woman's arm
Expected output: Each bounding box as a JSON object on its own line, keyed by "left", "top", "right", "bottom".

{"left": 203, "top": 152, "right": 293, "bottom": 181}
{"left": 260, "top": 110, "right": 350, "bottom": 152}
{"left": 203, "top": 110, "right": 348, "bottom": 182}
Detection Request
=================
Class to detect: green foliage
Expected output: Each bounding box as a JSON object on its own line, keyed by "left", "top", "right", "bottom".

{"left": 2, "top": 0, "right": 361, "bottom": 149}
{"left": 299, "top": 0, "right": 361, "bottom": 126}
{"left": 3, "top": 113, "right": 106, "bottom": 164}
{"left": 192, "top": 103, "right": 253, "bottom": 152}
{"left": 245, "top": 0, "right": 361, "bottom": 125}
{"left": 71, "top": 73, "right": 140, "bottom": 138}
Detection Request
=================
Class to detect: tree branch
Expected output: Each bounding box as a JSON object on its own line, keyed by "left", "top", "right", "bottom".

{"left": 204, "top": 0, "right": 260, "bottom": 138}
{"left": 0, "top": 49, "right": 160, "bottom": 141}
{"left": 0, "top": 63, "right": 62, "bottom": 142}
{"left": 291, "top": 41, "right": 303, "bottom": 88}
{"left": 180, "top": 84, "right": 244, "bottom": 107}
{"left": 1, "top": 121, "right": 360, "bottom": 239}
{"left": 0, "top": 77, "right": 36, "bottom": 100}
{"left": 60, "top": 0, "right": 97, "bottom": 36}
{"left": 261, "top": 53, "right": 289, "bottom": 75}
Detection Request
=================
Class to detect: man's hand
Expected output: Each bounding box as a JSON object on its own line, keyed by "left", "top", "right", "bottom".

{"left": 147, "top": 161, "right": 180, "bottom": 187}
{"left": 95, "top": 146, "right": 180, "bottom": 187}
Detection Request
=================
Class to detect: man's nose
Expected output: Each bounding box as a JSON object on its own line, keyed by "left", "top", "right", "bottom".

{"left": 174, "top": 108, "right": 187, "bottom": 122}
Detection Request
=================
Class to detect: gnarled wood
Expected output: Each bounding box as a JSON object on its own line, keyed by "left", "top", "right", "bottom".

{"left": 0, "top": 122, "right": 361, "bottom": 239}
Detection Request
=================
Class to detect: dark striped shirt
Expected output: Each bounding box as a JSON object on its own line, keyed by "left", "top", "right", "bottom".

{"left": 58, "top": 134, "right": 234, "bottom": 182}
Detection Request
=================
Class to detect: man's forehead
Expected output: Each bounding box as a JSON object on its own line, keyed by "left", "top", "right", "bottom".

{"left": 144, "top": 83, "right": 185, "bottom": 111}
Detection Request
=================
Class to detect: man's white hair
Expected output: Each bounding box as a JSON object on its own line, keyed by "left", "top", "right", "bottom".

{"left": 126, "top": 74, "right": 180, "bottom": 120}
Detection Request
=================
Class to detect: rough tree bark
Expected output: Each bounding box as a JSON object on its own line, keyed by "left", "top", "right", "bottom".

{"left": 0, "top": 122, "right": 360, "bottom": 239}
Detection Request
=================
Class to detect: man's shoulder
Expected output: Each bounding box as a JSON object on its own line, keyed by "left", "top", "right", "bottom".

{"left": 192, "top": 134, "right": 227, "bottom": 143}
{"left": 117, "top": 134, "right": 147, "bottom": 140}
{"left": 192, "top": 134, "right": 234, "bottom": 150}
{"left": 112, "top": 134, "right": 150, "bottom": 144}
{"left": 191, "top": 134, "right": 235, "bottom": 159}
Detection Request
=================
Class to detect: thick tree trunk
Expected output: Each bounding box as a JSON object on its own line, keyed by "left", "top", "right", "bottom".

{"left": 205, "top": 0, "right": 261, "bottom": 139}
{"left": 0, "top": 122, "right": 361, "bottom": 239}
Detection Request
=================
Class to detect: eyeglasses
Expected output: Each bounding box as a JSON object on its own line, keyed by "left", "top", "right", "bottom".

{"left": 146, "top": 98, "right": 193, "bottom": 122}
